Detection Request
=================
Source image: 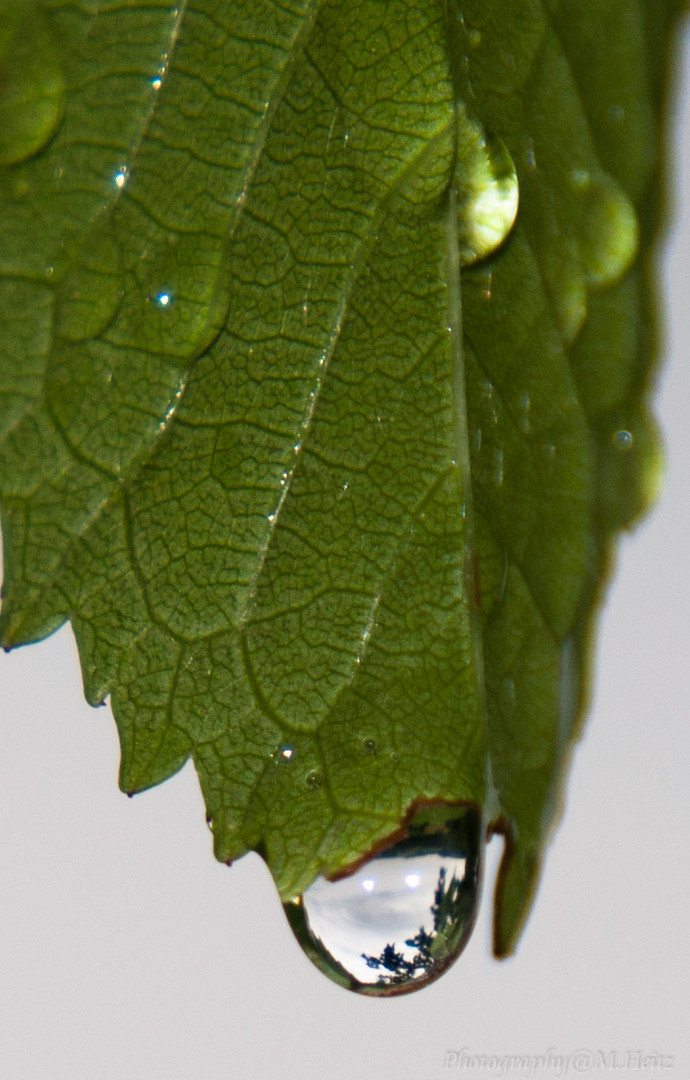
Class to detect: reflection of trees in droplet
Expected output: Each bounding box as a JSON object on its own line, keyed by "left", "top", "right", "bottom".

{"left": 361, "top": 865, "right": 473, "bottom": 986}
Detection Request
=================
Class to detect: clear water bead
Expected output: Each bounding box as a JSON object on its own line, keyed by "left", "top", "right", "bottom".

{"left": 284, "top": 805, "right": 483, "bottom": 995}
{"left": 614, "top": 428, "right": 633, "bottom": 449}
{"left": 455, "top": 111, "right": 519, "bottom": 267}
{"left": 273, "top": 742, "right": 296, "bottom": 762}
{"left": 578, "top": 172, "right": 638, "bottom": 287}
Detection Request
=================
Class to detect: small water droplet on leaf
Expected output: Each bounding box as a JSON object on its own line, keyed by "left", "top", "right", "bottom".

{"left": 607, "top": 104, "right": 625, "bottom": 125}
{"left": 569, "top": 168, "right": 590, "bottom": 190}
{"left": 273, "top": 742, "right": 296, "bottom": 763}
{"left": 0, "top": 1, "right": 65, "bottom": 166}
{"left": 494, "top": 446, "right": 504, "bottom": 487}
{"left": 518, "top": 392, "right": 531, "bottom": 435}
{"left": 614, "top": 428, "right": 633, "bottom": 449}
{"left": 55, "top": 226, "right": 124, "bottom": 341}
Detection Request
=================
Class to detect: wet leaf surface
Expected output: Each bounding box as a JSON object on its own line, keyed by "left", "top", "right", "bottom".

{"left": 0, "top": 0, "right": 684, "bottom": 952}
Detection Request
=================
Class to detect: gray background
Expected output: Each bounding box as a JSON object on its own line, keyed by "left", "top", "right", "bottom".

{"left": 1, "top": 24, "right": 688, "bottom": 1080}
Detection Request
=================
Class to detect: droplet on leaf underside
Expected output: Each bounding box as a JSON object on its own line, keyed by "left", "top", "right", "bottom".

{"left": 455, "top": 113, "right": 519, "bottom": 266}
{"left": 283, "top": 805, "right": 483, "bottom": 995}
{"left": 305, "top": 770, "right": 323, "bottom": 790}
{"left": 576, "top": 172, "right": 638, "bottom": 287}
{"left": 55, "top": 227, "right": 124, "bottom": 341}
{"left": 0, "top": 3, "right": 65, "bottom": 167}
{"left": 614, "top": 428, "right": 633, "bottom": 449}
{"left": 273, "top": 742, "right": 296, "bottom": 763}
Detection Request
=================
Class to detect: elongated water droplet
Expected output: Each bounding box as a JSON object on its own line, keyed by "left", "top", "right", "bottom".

{"left": 284, "top": 805, "right": 483, "bottom": 995}
{"left": 0, "top": 0, "right": 65, "bottom": 166}
{"left": 518, "top": 391, "right": 531, "bottom": 435}
{"left": 114, "top": 165, "right": 129, "bottom": 190}
{"left": 577, "top": 172, "right": 638, "bottom": 287}
{"left": 455, "top": 109, "right": 519, "bottom": 267}
{"left": 494, "top": 446, "right": 504, "bottom": 487}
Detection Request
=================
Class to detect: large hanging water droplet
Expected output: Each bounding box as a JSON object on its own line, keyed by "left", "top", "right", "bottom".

{"left": 0, "top": 0, "right": 65, "bottom": 166}
{"left": 284, "top": 805, "right": 483, "bottom": 995}
{"left": 455, "top": 108, "right": 519, "bottom": 267}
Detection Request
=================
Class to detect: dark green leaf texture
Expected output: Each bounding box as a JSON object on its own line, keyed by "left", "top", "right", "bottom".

{"left": 0, "top": 0, "right": 684, "bottom": 953}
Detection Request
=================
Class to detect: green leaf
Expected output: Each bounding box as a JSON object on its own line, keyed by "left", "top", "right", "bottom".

{"left": 0, "top": 0, "right": 684, "bottom": 955}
